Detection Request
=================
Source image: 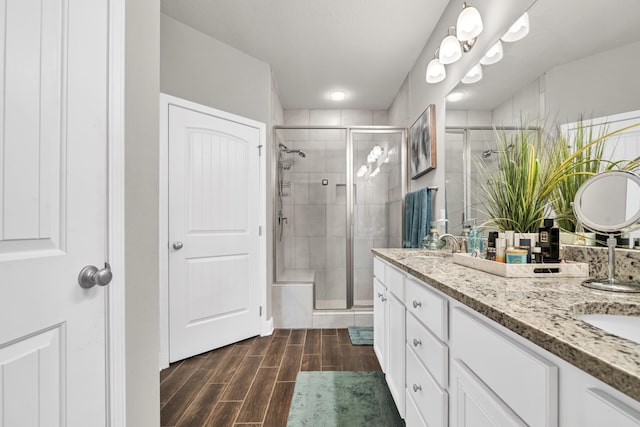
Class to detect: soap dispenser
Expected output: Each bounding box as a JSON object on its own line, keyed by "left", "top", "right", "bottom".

{"left": 435, "top": 209, "right": 448, "bottom": 237}
{"left": 467, "top": 219, "right": 484, "bottom": 253}
{"left": 422, "top": 222, "right": 445, "bottom": 250}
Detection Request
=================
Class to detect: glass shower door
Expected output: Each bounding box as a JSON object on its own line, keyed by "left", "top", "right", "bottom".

{"left": 274, "top": 128, "right": 348, "bottom": 310}
{"left": 350, "top": 129, "right": 405, "bottom": 307}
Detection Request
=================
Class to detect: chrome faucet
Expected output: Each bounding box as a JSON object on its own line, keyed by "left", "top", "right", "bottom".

{"left": 439, "top": 233, "right": 463, "bottom": 253}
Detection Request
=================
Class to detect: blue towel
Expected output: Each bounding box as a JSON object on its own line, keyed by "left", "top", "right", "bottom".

{"left": 403, "top": 192, "right": 415, "bottom": 247}
{"left": 404, "top": 187, "right": 434, "bottom": 248}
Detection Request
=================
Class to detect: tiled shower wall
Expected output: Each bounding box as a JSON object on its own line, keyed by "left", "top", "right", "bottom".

{"left": 276, "top": 109, "right": 405, "bottom": 308}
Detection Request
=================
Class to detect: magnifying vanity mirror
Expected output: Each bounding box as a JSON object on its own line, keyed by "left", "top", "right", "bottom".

{"left": 573, "top": 170, "right": 640, "bottom": 292}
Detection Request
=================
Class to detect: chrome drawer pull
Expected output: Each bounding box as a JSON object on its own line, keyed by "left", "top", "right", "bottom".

{"left": 413, "top": 338, "right": 422, "bottom": 347}
{"left": 412, "top": 300, "right": 422, "bottom": 308}
{"left": 413, "top": 384, "right": 422, "bottom": 392}
{"left": 377, "top": 292, "right": 383, "bottom": 298}
{"left": 381, "top": 296, "right": 387, "bottom": 302}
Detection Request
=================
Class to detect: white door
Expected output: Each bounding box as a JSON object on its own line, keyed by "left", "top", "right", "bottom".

{"left": 168, "top": 104, "right": 261, "bottom": 362}
{"left": 0, "top": 0, "right": 110, "bottom": 425}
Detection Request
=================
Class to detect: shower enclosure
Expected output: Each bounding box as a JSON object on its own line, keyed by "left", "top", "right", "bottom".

{"left": 274, "top": 126, "right": 406, "bottom": 310}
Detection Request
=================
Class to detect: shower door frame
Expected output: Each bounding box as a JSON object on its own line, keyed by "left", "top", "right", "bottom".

{"left": 272, "top": 125, "right": 408, "bottom": 310}
{"left": 445, "top": 125, "right": 536, "bottom": 227}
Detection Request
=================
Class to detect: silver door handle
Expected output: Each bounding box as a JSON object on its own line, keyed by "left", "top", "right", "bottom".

{"left": 78, "top": 262, "right": 113, "bottom": 289}
{"left": 173, "top": 241, "right": 184, "bottom": 250}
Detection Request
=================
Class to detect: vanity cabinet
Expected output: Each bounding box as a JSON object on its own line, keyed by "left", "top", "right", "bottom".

{"left": 373, "top": 257, "right": 406, "bottom": 418}
{"left": 373, "top": 255, "right": 640, "bottom": 426}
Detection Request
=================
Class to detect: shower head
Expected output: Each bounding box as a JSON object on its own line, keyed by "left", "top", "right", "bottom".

{"left": 482, "top": 143, "right": 514, "bottom": 158}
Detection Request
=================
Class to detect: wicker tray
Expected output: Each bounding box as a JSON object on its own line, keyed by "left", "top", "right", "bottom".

{"left": 452, "top": 253, "right": 589, "bottom": 278}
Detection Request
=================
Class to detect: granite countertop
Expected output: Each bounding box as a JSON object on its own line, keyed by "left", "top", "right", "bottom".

{"left": 372, "top": 248, "right": 640, "bottom": 402}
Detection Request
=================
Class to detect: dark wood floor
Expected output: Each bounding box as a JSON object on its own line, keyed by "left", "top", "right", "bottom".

{"left": 160, "top": 328, "right": 381, "bottom": 427}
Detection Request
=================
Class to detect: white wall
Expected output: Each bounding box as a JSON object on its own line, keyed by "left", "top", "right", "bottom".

{"left": 160, "top": 14, "right": 271, "bottom": 124}
{"left": 125, "top": 0, "right": 160, "bottom": 425}
{"left": 545, "top": 40, "right": 640, "bottom": 125}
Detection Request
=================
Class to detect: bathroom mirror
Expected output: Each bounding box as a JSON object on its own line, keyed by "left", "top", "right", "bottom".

{"left": 573, "top": 170, "right": 640, "bottom": 292}
{"left": 443, "top": 0, "right": 640, "bottom": 235}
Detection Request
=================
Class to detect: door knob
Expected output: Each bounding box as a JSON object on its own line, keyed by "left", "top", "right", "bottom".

{"left": 173, "top": 241, "right": 184, "bottom": 250}
{"left": 78, "top": 262, "right": 113, "bottom": 289}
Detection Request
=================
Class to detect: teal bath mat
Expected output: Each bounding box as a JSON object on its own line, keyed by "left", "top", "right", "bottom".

{"left": 348, "top": 326, "right": 373, "bottom": 345}
{"left": 287, "top": 371, "right": 404, "bottom": 427}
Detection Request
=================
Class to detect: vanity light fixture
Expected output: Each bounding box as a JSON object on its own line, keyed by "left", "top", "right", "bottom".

{"left": 501, "top": 12, "right": 530, "bottom": 42}
{"left": 461, "top": 63, "right": 483, "bottom": 84}
{"left": 330, "top": 90, "right": 346, "bottom": 101}
{"left": 371, "top": 145, "right": 383, "bottom": 157}
{"left": 426, "top": 2, "right": 483, "bottom": 84}
{"left": 439, "top": 27, "right": 463, "bottom": 64}
{"left": 479, "top": 40, "right": 503, "bottom": 65}
{"left": 456, "top": 2, "right": 483, "bottom": 52}
{"left": 356, "top": 165, "right": 368, "bottom": 177}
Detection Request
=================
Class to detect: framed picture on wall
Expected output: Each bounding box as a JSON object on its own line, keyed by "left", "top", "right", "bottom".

{"left": 409, "top": 104, "right": 437, "bottom": 179}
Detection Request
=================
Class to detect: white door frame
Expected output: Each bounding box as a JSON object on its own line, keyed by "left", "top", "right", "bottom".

{"left": 158, "top": 94, "right": 271, "bottom": 369}
{"left": 107, "top": 0, "right": 127, "bottom": 424}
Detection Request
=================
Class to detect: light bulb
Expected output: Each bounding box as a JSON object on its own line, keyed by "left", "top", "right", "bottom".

{"left": 439, "top": 28, "right": 462, "bottom": 64}
{"left": 372, "top": 145, "right": 383, "bottom": 157}
{"left": 501, "top": 12, "right": 529, "bottom": 42}
{"left": 461, "top": 63, "right": 482, "bottom": 84}
{"left": 480, "top": 40, "right": 503, "bottom": 65}
{"left": 456, "top": 4, "right": 483, "bottom": 41}
{"left": 426, "top": 58, "right": 446, "bottom": 83}
{"left": 330, "top": 91, "right": 346, "bottom": 101}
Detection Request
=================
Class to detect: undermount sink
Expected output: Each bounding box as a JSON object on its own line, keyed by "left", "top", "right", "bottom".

{"left": 573, "top": 302, "right": 640, "bottom": 344}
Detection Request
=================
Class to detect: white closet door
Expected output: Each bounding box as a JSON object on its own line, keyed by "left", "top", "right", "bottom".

{"left": 168, "top": 104, "right": 261, "bottom": 362}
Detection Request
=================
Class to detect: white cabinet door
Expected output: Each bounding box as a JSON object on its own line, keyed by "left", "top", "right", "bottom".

{"left": 451, "top": 359, "right": 526, "bottom": 427}
{"left": 373, "top": 278, "right": 387, "bottom": 371}
{"left": 168, "top": 104, "right": 262, "bottom": 362}
{"left": 387, "top": 291, "right": 406, "bottom": 418}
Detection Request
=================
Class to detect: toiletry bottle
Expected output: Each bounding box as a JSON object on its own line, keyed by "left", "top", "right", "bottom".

{"left": 486, "top": 231, "right": 498, "bottom": 261}
{"left": 468, "top": 220, "right": 483, "bottom": 253}
{"left": 422, "top": 222, "right": 444, "bottom": 250}
{"left": 539, "top": 218, "right": 560, "bottom": 263}
{"left": 435, "top": 209, "right": 448, "bottom": 237}
{"left": 495, "top": 238, "right": 506, "bottom": 263}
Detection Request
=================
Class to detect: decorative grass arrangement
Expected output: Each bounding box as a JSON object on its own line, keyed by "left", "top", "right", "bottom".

{"left": 477, "top": 122, "right": 640, "bottom": 233}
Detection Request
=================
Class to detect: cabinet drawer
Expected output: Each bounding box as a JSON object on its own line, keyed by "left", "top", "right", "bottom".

{"left": 406, "top": 344, "right": 448, "bottom": 427}
{"left": 386, "top": 263, "right": 405, "bottom": 300}
{"left": 405, "top": 389, "right": 428, "bottom": 427}
{"left": 406, "top": 312, "right": 448, "bottom": 388}
{"left": 405, "top": 276, "right": 448, "bottom": 341}
{"left": 373, "top": 257, "right": 385, "bottom": 282}
{"left": 451, "top": 307, "right": 558, "bottom": 427}
{"left": 584, "top": 388, "right": 640, "bottom": 427}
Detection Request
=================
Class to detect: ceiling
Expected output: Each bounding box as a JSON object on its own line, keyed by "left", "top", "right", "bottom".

{"left": 447, "top": 0, "right": 640, "bottom": 110}
{"left": 161, "top": 0, "right": 640, "bottom": 112}
{"left": 160, "top": 0, "right": 449, "bottom": 110}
